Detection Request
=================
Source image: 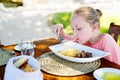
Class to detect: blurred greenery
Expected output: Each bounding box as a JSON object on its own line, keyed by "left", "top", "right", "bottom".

{"left": 50, "top": 11, "right": 120, "bottom": 46}
{"left": 49, "top": 12, "right": 73, "bottom": 34}
{"left": 0, "top": 0, "right": 22, "bottom": 7}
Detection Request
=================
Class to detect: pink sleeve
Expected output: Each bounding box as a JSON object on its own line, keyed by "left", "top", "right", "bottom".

{"left": 102, "top": 35, "right": 120, "bottom": 65}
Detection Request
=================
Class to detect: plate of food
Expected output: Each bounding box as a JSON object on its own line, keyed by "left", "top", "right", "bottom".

{"left": 49, "top": 41, "right": 110, "bottom": 62}
{"left": 93, "top": 68, "right": 120, "bottom": 80}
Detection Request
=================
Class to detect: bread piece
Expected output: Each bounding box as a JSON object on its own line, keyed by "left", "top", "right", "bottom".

{"left": 14, "top": 57, "right": 28, "bottom": 68}
{"left": 20, "top": 64, "right": 37, "bottom": 72}
{"left": 20, "top": 64, "right": 32, "bottom": 72}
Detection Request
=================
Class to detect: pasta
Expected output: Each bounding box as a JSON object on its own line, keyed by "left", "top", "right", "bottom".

{"left": 58, "top": 49, "right": 80, "bottom": 57}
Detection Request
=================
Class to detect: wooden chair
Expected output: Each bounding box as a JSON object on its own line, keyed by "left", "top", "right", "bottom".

{"left": 108, "top": 22, "right": 120, "bottom": 42}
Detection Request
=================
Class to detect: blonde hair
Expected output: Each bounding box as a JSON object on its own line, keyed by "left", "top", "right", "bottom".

{"left": 73, "top": 7, "right": 101, "bottom": 25}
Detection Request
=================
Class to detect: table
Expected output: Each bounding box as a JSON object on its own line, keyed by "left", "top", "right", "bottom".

{"left": 0, "top": 38, "right": 120, "bottom": 80}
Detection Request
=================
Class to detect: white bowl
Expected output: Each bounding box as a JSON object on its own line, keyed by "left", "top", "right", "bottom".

{"left": 49, "top": 41, "right": 110, "bottom": 62}
{"left": 93, "top": 68, "right": 120, "bottom": 80}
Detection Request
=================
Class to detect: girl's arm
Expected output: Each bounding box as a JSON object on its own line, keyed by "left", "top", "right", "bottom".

{"left": 53, "top": 24, "right": 76, "bottom": 42}
{"left": 102, "top": 34, "right": 120, "bottom": 65}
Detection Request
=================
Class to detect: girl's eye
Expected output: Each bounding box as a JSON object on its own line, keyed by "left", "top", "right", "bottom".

{"left": 72, "top": 28, "right": 81, "bottom": 31}
{"left": 77, "top": 28, "right": 81, "bottom": 30}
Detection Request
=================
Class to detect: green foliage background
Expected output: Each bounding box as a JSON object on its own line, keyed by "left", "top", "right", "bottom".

{"left": 50, "top": 12, "right": 73, "bottom": 34}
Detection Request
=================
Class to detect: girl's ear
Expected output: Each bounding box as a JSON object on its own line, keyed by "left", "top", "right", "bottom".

{"left": 92, "top": 22, "right": 99, "bottom": 31}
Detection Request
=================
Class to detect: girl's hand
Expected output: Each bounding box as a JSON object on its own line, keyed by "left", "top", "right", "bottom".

{"left": 52, "top": 24, "right": 65, "bottom": 41}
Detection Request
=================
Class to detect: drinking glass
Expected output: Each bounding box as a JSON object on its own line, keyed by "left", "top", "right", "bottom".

{"left": 19, "top": 40, "right": 34, "bottom": 57}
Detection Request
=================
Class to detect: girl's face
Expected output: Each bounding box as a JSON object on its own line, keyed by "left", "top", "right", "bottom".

{"left": 71, "top": 15, "right": 94, "bottom": 44}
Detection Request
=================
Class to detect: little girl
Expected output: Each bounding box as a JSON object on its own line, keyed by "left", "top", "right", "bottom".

{"left": 53, "top": 6, "right": 120, "bottom": 65}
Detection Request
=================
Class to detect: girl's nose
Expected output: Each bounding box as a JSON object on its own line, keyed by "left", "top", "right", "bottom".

{"left": 73, "top": 32, "right": 78, "bottom": 37}
{"left": 73, "top": 33, "right": 78, "bottom": 39}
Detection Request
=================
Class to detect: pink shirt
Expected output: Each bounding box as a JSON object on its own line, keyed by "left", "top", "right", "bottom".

{"left": 65, "top": 34, "right": 120, "bottom": 65}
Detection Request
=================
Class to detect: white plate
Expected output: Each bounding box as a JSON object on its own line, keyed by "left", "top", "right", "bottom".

{"left": 14, "top": 45, "right": 36, "bottom": 51}
{"left": 49, "top": 41, "right": 110, "bottom": 62}
{"left": 93, "top": 68, "right": 120, "bottom": 80}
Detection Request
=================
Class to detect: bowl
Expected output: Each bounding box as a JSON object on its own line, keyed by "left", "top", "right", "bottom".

{"left": 93, "top": 68, "right": 120, "bottom": 80}
{"left": 49, "top": 41, "right": 110, "bottom": 62}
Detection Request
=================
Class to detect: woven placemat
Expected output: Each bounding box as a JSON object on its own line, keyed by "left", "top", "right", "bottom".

{"left": 0, "top": 48, "right": 16, "bottom": 66}
{"left": 37, "top": 52, "right": 101, "bottom": 76}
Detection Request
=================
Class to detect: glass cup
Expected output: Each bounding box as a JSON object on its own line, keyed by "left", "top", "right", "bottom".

{"left": 19, "top": 40, "right": 34, "bottom": 57}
